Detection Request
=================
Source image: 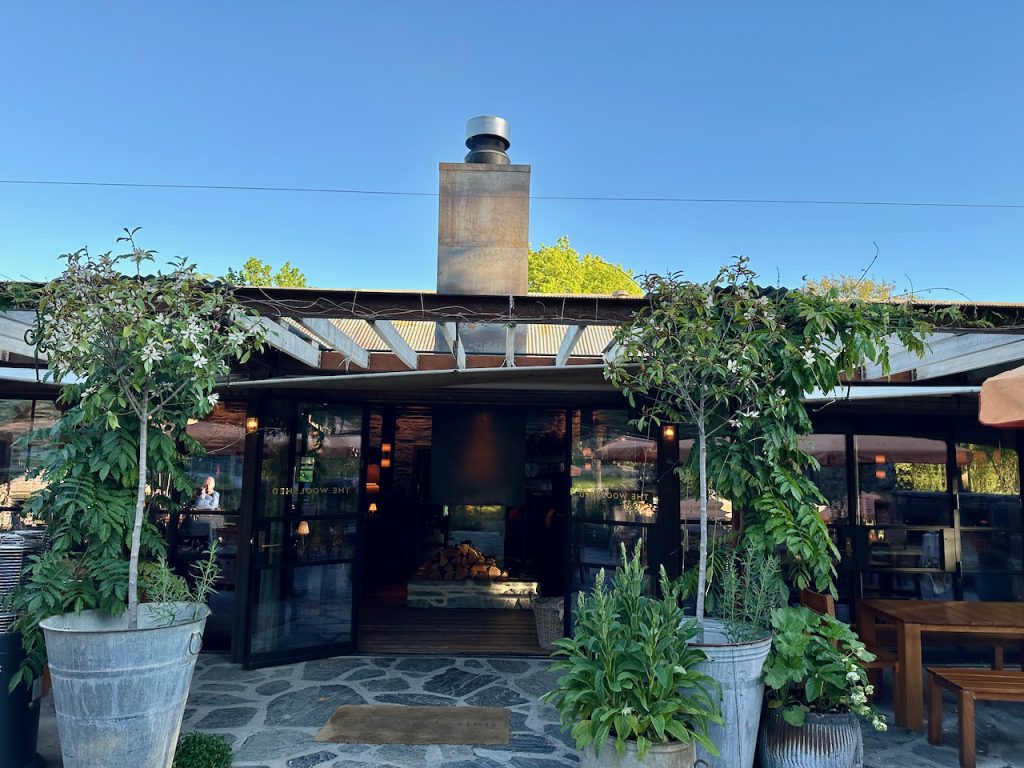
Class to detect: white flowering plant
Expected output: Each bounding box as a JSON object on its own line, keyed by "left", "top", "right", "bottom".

{"left": 542, "top": 543, "right": 721, "bottom": 760}
{"left": 762, "top": 606, "right": 886, "bottom": 731}
{"left": 22, "top": 230, "right": 263, "bottom": 630}
{"left": 606, "top": 257, "right": 929, "bottom": 621}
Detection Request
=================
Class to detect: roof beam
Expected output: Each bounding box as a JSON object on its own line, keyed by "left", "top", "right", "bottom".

{"left": 296, "top": 318, "right": 370, "bottom": 369}
{"left": 505, "top": 325, "right": 516, "bottom": 368}
{"left": 556, "top": 325, "right": 587, "bottom": 367}
{"left": 235, "top": 288, "right": 648, "bottom": 325}
{"left": 863, "top": 332, "right": 1024, "bottom": 380}
{"left": 245, "top": 317, "right": 322, "bottom": 368}
{"left": 369, "top": 320, "right": 418, "bottom": 370}
{"left": 437, "top": 322, "right": 466, "bottom": 370}
{"left": 603, "top": 340, "right": 625, "bottom": 364}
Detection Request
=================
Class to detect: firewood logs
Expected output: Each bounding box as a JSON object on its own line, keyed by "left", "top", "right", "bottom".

{"left": 416, "top": 541, "right": 509, "bottom": 581}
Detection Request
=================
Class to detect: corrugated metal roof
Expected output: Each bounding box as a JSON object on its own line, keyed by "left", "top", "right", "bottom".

{"left": 322, "top": 319, "right": 613, "bottom": 358}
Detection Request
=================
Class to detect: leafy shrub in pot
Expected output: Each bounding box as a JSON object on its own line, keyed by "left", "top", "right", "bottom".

{"left": 543, "top": 543, "right": 721, "bottom": 763}
{"left": 759, "top": 606, "right": 885, "bottom": 768}
{"left": 762, "top": 606, "right": 885, "bottom": 729}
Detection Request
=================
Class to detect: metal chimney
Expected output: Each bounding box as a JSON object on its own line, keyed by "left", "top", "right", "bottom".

{"left": 436, "top": 116, "right": 530, "bottom": 297}
{"left": 464, "top": 116, "right": 511, "bottom": 165}
{"left": 436, "top": 116, "right": 531, "bottom": 354}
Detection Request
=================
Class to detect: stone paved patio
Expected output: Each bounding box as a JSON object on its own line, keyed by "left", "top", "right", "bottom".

{"left": 36, "top": 654, "right": 1024, "bottom": 767}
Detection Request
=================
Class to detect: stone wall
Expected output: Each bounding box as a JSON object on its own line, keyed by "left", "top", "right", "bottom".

{"left": 406, "top": 578, "right": 539, "bottom": 609}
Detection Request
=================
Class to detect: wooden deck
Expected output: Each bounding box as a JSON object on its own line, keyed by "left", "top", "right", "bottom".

{"left": 357, "top": 586, "right": 549, "bottom": 656}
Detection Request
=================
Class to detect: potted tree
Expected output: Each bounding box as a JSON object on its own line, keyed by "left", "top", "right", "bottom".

{"left": 543, "top": 543, "right": 720, "bottom": 767}
{"left": 684, "top": 539, "right": 787, "bottom": 768}
{"left": 606, "top": 257, "right": 927, "bottom": 768}
{"left": 760, "top": 606, "right": 886, "bottom": 768}
{"left": 8, "top": 232, "right": 261, "bottom": 768}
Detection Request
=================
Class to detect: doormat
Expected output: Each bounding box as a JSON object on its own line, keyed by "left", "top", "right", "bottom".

{"left": 315, "top": 704, "right": 510, "bottom": 746}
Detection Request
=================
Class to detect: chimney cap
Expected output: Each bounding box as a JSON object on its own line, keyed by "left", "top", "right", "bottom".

{"left": 466, "top": 116, "right": 510, "bottom": 145}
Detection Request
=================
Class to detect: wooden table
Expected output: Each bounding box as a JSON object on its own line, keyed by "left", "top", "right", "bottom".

{"left": 857, "top": 599, "right": 1024, "bottom": 730}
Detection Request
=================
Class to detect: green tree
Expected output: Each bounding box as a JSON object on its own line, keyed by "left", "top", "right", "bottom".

{"left": 25, "top": 230, "right": 263, "bottom": 629}
{"left": 803, "top": 273, "right": 905, "bottom": 302}
{"left": 528, "top": 236, "right": 642, "bottom": 295}
{"left": 226, "top": 256, "right": 308, "bottom": 287}
{"left": 606, "top": 257, "right": 929, "bottom": 619}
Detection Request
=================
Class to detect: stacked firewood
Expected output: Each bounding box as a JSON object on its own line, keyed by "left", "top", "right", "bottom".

{"left": 415, "top": 542, "right": 509, "bottom": 581}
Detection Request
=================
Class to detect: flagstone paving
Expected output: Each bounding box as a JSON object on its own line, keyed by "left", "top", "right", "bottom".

{"left": 36, "top": 654, "right": 1024, "bottom": 766}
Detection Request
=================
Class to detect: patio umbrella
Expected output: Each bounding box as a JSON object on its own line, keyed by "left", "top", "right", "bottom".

{"left": 593, "top": 435, "right": 657, "bottom": 463}
{"left": 186, "top": 421, "right": 246, "bottom": 456}
{"left": 980, "top": 364, "right": 1024, "bottom": 429}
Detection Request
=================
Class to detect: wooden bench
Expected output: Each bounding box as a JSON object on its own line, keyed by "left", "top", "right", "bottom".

{"left": 926, "top": 667, "right": 1024, "bottom": 768}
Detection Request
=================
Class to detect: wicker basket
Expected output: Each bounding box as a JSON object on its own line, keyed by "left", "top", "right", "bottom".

{"left": 533, "top": 597, "right": 565, "bottom": 651}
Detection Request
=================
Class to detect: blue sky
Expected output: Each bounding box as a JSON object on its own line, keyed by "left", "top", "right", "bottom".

{"left": 1, "top": 2, "right": 1021, "bottom": 300}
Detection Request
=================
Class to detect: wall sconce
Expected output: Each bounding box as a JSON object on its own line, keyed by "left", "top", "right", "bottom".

{"left": 365, "top": 464, "right": 380, "bottom": 493}
{"left": 874, "top": 454, "right": 886, "bottom": 479}
{"left": 381, "top": 443, "right": 392, "bottom": 468}
{"left": 246, "top": 416, "right": 259, "bottom": 433}
{"left": 296, "top": 520, "right": 310, "bottom": 536}
{"left": 663, "top": 424, "right": 676, "bottom": 441}
{"left": 368, "top": 502, "right": 378, "bottom": 514}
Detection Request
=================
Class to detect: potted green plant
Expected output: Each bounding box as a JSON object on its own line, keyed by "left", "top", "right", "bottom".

{"left": 606, "top": 257, "right": 926, "bottom": 767}
{"left": 759, "top": 606, "right": 886, "bottom": 768}
{"left": 543, "top": 543, "right": 720, "bottom": 767}
{"left": 685, "top": 539, "right": 787, "bottom": 768}
{"left": 8, "top": 232, "right": 261, "bottom": 768}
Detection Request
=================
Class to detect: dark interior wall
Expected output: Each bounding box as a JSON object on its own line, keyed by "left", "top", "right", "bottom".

{"left": 429, "top": 405, "right": 526, "bottom": 506}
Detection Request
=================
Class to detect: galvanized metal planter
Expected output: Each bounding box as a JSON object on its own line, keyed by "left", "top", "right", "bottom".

{"left": 581, "top": 736, "right": 706, "bottom": 768}
{"left": 757, "top": 708, "right": 863, "bottom": 768}
{"left": 691, "top": 619, "right": 772, "bottom": 768}
{"left": 40, "top": 602, "right": 209, "bottom": 768}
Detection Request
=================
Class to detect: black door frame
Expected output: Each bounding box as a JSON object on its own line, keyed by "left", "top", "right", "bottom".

{"left": 239, "top": 397, "right": 368, "bottom": 669}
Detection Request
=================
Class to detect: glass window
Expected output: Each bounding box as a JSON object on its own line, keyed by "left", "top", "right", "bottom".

{"left": 249, "top": 562, "right": 354, "bottom": 655}
{"left": 865, "top": 528, "right": 948, "bottom": 570}
{"left": 800, "top": 434, "right": 849, "bottom": 524}
{"left": 856, "top": 435, "right": 951, "bottom": 527}
{"left": 862, "top": 571, "right": 955, "bottom": 601}
{"left": 677, "top": 447, "right": 733, "bottom": 575}
{"left": 962, "top": 573, "right": 1024, "bottom": 602}
{"left": 0, "top": 399, "right": 58, "bottom": 529}
{"left": 958, "top": 444, "right": 1021, "bottom": 529}
{"left": 570, "top": 409, "right": 657, "bottom": 596}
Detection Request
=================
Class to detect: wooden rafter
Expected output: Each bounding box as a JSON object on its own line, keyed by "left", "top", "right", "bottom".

{"left": 862, "top": 332, "right": 1024, "bottom": 381}
{"left": 297, "top": 318, "right": 370, "bottom": 369}
{"left": 505, "top": 325, "right": 516, "bottom": 368}
{"left": 244, "top": 317, "right": 321, "bottom": 368}
{"left": 555, "top": 325, "right": 587, "bottom": 367}
{"left": 437, "top": 322, "right": 466, "bottom": 370}
{"left": 369, "top": 320, "right": 418, "bottom": 370}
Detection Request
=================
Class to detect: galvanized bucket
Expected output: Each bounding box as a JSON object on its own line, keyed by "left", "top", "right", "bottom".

{"left": 581, "top": 736, "right": 706, "bottom": 768}
{"left": 40, "top": 602, "right": 209, "bottom": 768}
{"left": 758, "top": 708, "right": 863, "bottom": 768}
{"left": 691, "top": 619, "right": 772, "bottom": 768}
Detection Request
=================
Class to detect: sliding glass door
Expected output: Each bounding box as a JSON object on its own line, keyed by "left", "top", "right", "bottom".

{"left": 244, "top": 401, "right": 364, "bottom": 667}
